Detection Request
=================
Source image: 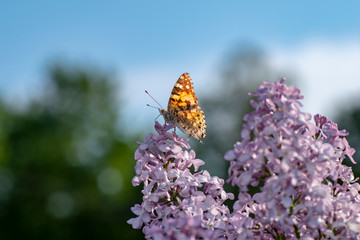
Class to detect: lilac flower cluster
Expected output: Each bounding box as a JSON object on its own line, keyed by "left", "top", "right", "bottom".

{"left": 127, "top": 122, "right": 234, "bottom": 239}
{"left": 225, "top": 79, "right": 360, "bottom": 239}
{"left": 129, "top": 79, "right": 360, "bottom": 239}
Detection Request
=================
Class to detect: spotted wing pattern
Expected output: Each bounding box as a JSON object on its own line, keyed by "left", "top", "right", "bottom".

{"left": 161, "top": 73, "right": 206, "bottom": 142}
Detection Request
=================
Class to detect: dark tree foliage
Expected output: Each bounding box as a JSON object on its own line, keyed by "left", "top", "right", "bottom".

{"left": 0, "top": 62, "right": 142, "bottom": 240}
{"left": 194, "top": 43, "right": 297, "bottom": 179}
{"left": 336, "top": 107, "right": 360, "bottom": 179}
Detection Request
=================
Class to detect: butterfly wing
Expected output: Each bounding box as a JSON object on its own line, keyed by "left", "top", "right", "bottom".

{"left": 167, "top": 73, "right": 207, "bottom": 142}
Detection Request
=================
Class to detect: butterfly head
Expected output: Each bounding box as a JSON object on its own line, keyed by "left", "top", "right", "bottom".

{"left": 159, "top": 108, "right": 173, "bottom": 124}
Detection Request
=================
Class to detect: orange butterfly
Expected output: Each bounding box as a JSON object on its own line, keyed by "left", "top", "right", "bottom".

{"left": 146, "top": 73, "right": 206, "bottom": 143}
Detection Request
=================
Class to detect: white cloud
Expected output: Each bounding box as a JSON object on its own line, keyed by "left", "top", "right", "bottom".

{"left": 122, "top": 38, "right": 360, "bottom": 133}
{"left": 268, "top": 38, "right": 360, "bottom": 119}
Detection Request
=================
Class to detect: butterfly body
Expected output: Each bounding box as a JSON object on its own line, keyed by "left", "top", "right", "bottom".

{"left": 159, "top": 73, "right": 206, "bottom": 143}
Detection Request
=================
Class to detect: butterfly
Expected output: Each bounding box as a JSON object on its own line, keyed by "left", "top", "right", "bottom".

{"left": 146, "top": 73, "right": 207, "bottom": 143}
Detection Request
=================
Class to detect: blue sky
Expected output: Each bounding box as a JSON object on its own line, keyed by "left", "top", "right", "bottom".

{"left": 1, "top": 1, "right": 359, "bottom": 130}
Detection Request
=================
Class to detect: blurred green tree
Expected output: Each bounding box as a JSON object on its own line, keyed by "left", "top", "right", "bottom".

{"left": 195, "top": 43, "right": 297, "bottom": 179}
{"left": 0, "top": 62, "right": 142, "bottom": 239}
{"left": 336, "top": 106, "right": 360, "bottom": 179}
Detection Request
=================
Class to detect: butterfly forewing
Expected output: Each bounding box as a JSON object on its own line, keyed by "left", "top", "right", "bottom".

{"left": 165, "top": 73, "right": 206, "bottom": 142}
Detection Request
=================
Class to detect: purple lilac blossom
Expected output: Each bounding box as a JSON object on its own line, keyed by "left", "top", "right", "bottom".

{"left": 129, "top": 79, "right": 360, "bottom": 239}
{"left": 225, "top": 79, "right": 359, "bottom": 239}
{"left": 127, "top": 121, "right": 234, "bottom": 239}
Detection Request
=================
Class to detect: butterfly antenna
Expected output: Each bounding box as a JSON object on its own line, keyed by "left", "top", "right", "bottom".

{"left": 146, "top": 104, "right": 160, "bottom": 109}
{"left": 145, "top": 90, "right": 163, "bottom": 109}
